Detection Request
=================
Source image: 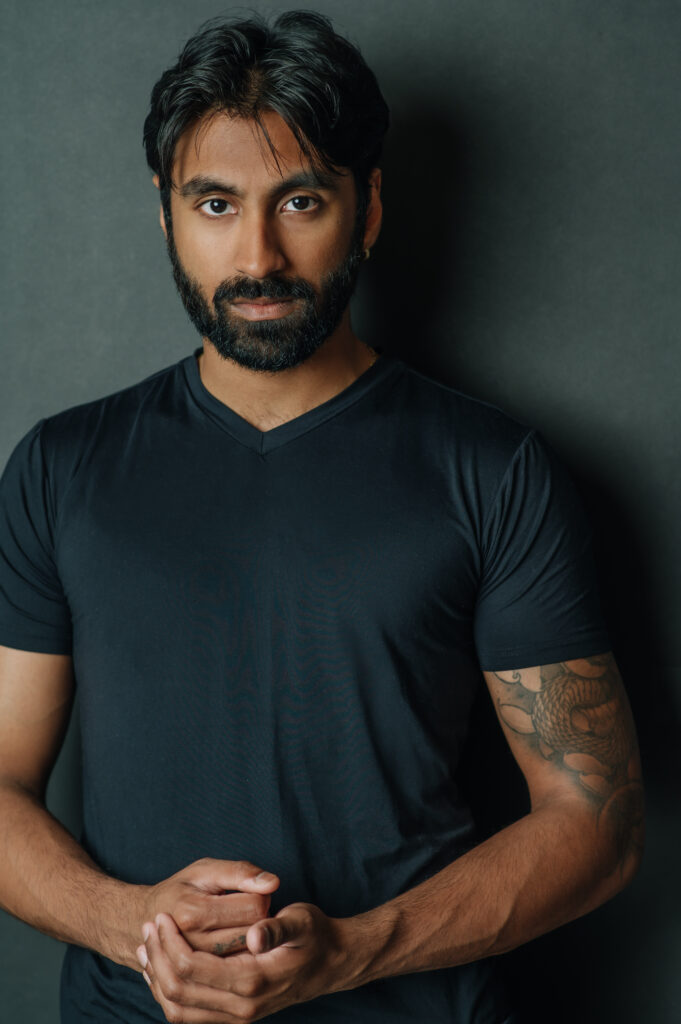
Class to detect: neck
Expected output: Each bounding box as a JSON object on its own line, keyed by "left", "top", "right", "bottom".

{"left": 196, "top": 314, "right": 378, "bottom": 432}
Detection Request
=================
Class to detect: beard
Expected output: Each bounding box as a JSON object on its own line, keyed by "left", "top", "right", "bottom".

{"left": 165, "top": 221, "right": 365, "bottom": 373}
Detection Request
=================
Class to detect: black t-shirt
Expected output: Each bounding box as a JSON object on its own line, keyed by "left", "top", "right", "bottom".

{"left": 0, "top": 350, "right": 609, "bottom": 1023}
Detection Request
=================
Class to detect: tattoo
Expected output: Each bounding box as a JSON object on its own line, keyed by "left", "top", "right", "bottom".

{"left": 493, "top": 654, "right": 644, "bottom": 876}
{"left": 213, "top": 934, "right": 247, "bottom": 955}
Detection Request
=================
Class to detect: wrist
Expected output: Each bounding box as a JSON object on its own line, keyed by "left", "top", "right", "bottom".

{"left": 96, "top": 879, "right": 155, "bottom": 971}
{"left": 329, "top": 905, "right": 401, "bottom": 993}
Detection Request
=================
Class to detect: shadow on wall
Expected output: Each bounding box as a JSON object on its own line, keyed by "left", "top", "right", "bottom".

{"left": 364, "top": 98, "right": 677, "bottom": 1024}
{"left": 370, "top": 92, "right": 678, "bottom": 822}
{"left": 360, "top": 100, "right": 475, "bottom": 371}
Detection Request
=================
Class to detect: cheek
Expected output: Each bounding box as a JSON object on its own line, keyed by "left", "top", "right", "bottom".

{"left": 290, "top": 218, "right": 354, "bottom": 274}
{"left": 326, "top": 211, "right": 355, "bottom": 259}
{"left": 173, "top": 220, "right": 230, "bottom": 285}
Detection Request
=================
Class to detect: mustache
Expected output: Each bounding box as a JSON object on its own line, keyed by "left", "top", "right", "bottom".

{"left": 214, "top": 275, "right": 316, "bottom": 304}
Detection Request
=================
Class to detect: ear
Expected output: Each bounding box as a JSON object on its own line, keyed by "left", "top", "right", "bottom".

{"left": 362, "top": 168, "right": 383, "bottom": 252}
{"left": 152, "top": 174, "right": 168, "bottom": 240}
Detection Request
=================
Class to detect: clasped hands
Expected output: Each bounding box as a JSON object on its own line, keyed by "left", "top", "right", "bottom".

{"left": 134, "top": 857, "right": 354, "bottom": 1023}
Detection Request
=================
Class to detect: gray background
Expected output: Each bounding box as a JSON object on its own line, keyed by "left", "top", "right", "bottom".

{"left": 1, "top": 0, "right": 679, "bottom": 1020}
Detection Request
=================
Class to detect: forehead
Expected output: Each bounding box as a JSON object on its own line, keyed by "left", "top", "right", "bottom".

{"left": 171, "top": 109, "right": 352, "bottom": 196}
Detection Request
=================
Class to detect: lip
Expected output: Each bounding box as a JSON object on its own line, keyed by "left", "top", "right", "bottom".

{"left": 230, "top": 298, "right": 298, "bottom": 321}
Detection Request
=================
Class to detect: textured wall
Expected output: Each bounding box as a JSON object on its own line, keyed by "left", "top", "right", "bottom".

{"left": 1, "top": 1, "right": 679, "bottom": 1020}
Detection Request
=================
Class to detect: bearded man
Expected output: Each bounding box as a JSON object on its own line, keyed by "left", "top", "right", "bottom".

{"left": 0, "top": 11, "right": 643, "bottom": 1024}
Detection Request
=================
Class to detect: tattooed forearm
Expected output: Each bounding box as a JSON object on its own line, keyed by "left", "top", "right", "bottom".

{"left": 492, "top": 654, "right": 644, "bottom": 877}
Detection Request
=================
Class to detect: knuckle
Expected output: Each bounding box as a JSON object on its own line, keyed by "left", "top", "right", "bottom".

{"left": 173, "top": 905, "right": 196, "bottom": 931}
{"left": 174, "top": 952, "right": 193, "bottom": 979}
{"left": 234, "top": 999, "right": 258, "bottom": 1023}
{"left": 193, "top": 856, "right": 212, "bottom": 869}
{"left": 303, "top": 906, "right": 315, "bottom": 929}
{"left": 164, "top": 978, "right": 184, "bottom": 1003}
{"left": 165, "top": 1006, "right": 184, "bottom": 1024}
{"left": 237, "top": 974, "right": 263, "bottom": 999}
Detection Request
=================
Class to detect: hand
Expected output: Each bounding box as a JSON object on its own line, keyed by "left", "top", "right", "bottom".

{"left": 133, "top": 858, "right": 280, "bottom": 968}
{"left": 136, "top": 901, "right": 353, "bottom": 1023}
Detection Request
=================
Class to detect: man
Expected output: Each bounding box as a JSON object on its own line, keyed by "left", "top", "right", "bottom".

{"left": 0, "top": 10, "right": 643, "bottom": 1024}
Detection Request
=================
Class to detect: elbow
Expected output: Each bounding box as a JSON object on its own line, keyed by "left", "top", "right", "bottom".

{"left": 615, "top": 818, "right": 645, "bottom": 892}
{"left": 598, "top": 781, "right": 646, "bottom": 900}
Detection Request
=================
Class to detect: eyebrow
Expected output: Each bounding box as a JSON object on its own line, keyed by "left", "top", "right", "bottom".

{"left": 177, "top": 170, "right": 342, "bottom": 201}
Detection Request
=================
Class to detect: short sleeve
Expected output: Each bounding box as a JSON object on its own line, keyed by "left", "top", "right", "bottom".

{"left": 0, "top": 420, "right": 72, "bottom": 654}
{"left": 474, "top": 430, "right": 610, "bottom": 671}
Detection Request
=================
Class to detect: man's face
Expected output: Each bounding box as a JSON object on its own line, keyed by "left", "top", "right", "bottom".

{"left": 160, "top": 110, "right": 372, "bottom": 372}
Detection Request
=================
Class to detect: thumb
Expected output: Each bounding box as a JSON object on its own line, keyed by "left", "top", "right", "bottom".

{"left": 248, "top": 903, "right": 312, "bottom": 954}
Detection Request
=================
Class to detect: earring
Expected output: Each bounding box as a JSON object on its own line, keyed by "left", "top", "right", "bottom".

{"left": 363, "top": 248, "right": 371, "bottom": 261}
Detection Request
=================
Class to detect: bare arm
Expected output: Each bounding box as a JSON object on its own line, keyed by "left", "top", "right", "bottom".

{"left": 0, "top": 645, "right": 151, "bottom": 969}
{"left": 336, "top": 651, "right": 644, "bottom": 986}
{"left": 135, "top": 651, "right": 645, "bottom": 1023}
{"left": 0, "top": 645, "right": 279, "bottom": 972}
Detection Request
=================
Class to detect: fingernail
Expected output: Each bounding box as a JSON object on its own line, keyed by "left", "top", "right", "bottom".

{"left": 261, "top": 926, "right": 272, "bottom": 951}
{"left": 255, "top": 871, "right": 277, "bottom": 883}
{"left": 143, "top": 970, "right": 151, "bottom": 986}
{"left": 142, "top": 923, "right": 151, "bottom": 942}
{"left": 136, "top": 945, "right": 148, "bottom": 969}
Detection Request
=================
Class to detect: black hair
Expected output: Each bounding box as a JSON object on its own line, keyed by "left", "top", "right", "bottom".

{"left": 143, "top": 10, "right": 389, "bottom": 228}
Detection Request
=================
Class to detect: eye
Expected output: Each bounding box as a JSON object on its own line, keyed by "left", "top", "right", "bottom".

{"left": 281, "top": 195, "right": 319, "bottom": 213}
{"left": 199, "top": 198, "right": 234, "bottom": 217}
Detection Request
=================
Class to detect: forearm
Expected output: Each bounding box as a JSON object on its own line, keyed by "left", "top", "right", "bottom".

{"left": 337, "top": 798, "right": 640, "bottom": 989}
{"left": 0, "top": 780, "right": 149, "bottom": 970}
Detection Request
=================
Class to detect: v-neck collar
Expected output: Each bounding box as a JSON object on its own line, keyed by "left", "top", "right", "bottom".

{"left": 182, "top": 347, "right": 404, "bottom": 454}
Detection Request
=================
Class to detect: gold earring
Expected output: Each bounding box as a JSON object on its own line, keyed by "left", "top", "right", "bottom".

{"left": 363, "top": 248, "right": 371, "bottom": 261}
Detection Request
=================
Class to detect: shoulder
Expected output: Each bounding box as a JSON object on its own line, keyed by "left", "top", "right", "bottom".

{"left": 2, "top": 357, "right": 187, "bottom": 503}
{"left": 398, "top": 359, "right": 532, "bottom": 446}
{"left": 42, "top": 358, "right": 182, "bottom": 440}
{"left": 394, "top": 358, "right": 538, "bottom": 474}
{"left": 35, "top": 357, "right": 185, "bottom": 471}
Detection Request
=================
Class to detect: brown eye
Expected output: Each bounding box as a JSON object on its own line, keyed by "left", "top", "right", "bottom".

{"left": 282, "top": 195, "right": 318, "bottom": 212}
{"left": 200, "top": 198, "right": 233, "bottom": 217}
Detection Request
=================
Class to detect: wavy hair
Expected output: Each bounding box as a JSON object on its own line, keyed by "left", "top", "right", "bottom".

{"left": 143, "top": 10, "right": 390, "bottom": 226}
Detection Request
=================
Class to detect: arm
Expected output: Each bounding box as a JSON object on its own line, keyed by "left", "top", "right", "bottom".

{"left": 0, "top": 644, "right": 142, "bottom": 967}
{"left": 337, "top": 650, "right": 644, "bottom": 985}
{"left": 0, "top": 645, "right": 279, "bottom": 972}
{"left": 138, "top": 651, "right": 644, "bottom": 1021}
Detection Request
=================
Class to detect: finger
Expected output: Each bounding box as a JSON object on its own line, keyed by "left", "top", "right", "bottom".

{"left": 248, "top": 905, "right": 311, "bottom": 954}
{"left": 204, "top": 930, "right": 249, "bottom": 957}
{"left": 148, "top": 916, "right": 271, "bottom": 1017}
{"left": 143, "top": 936, "right": 244, "bottom": 1024}
{"left": 188, "top": 858, "right": 280, "bottom": 895}
{"left": 156, "top": 914, "right": 264, "bottom": 992}
{"left": 143, "top": 920, "right": 177, "bottom": 1000}
{"left": 185, "top": 923, "right": 251, "bottom": 956}
{"left": 135, "top": 943, "right": 148, "bottom": 973}
{"left": 176, "top": 891, "right": 272, "bottom": 934}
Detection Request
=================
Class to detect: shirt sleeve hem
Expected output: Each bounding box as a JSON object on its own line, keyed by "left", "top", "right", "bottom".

{"left": 0, "top": 630, "right": 72, "bottom": 655}
{"left": 477, "top": 633, "right": 611, "bottom": 672}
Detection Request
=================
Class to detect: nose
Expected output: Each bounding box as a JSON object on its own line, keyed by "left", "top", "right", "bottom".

{"left": 233, "top": 212, "right": 287, "bottom": 279}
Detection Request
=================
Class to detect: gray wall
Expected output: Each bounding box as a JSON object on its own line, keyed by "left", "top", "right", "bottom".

{"left": 1, "top": 1, "right": 679, "bottom": 1020}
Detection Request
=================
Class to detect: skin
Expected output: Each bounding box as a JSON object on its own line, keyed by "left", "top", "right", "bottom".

{"left": 135, "top": 652, "right": 644, "bottom": 1023}
{"left": 0, "top": 645, "right": 642, "bottom": 1022}
{"left": 0, "top": 645, "right": 282, "bottom": 970}
{"left": 154, "top": 110, "right": 383, "bottom": 432}
{"left": 0, "top": 117, "right": 385, "bottom": 978}
{"left": 0, "top": 112, "right": 643, "bottom": 1024}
